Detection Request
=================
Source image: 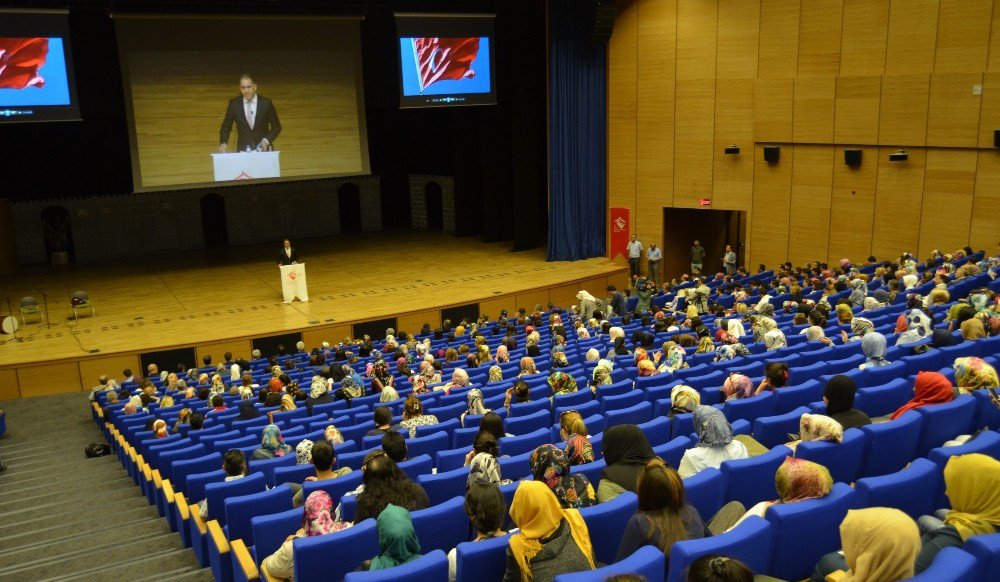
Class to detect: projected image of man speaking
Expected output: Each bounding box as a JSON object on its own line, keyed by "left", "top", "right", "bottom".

{"left": 218, "top": 74, "right": 281, "bottom": 152}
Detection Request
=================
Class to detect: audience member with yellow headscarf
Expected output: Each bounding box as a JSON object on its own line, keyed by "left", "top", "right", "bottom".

{"left": 824, "top": 508, "right": 920, "bottom": 582}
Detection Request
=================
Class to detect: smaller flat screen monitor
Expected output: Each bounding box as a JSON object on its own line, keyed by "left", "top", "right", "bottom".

{"left": 0, "top": 10, "right": 80, "bottom": 123}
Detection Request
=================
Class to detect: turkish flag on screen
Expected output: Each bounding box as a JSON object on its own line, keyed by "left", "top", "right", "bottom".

{"left": 412, "top": 37, "right": 479, "bottom": 92}
{"left": 0, "top": 38, "right": 49, "bottom": 90}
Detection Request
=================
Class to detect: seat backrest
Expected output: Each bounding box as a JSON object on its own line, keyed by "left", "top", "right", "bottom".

{"left": 605, "top": 402, "right": 654, "bottom": 429}
{"left": 855, "top": 377, "right": 910, "bottom": 418}
{"left": 252, "top": 507, "right": 302, "bottom": 566}
{"left": 772, "top": 380, "right": 823, "bottom": 415}
{"left": 203, "top": 472, "right": 266, "bottom": 524}
{"left": 293, "top": 518, "right": 380, "bottom": 582}
{"left": 651, "top": 436, "right": 691, "bottom": 470}
{"left": 752, "top": 406, "right": 810, "bottom": 448}
{"left": 569, "top": 458, "right": 606, "bottom": 489}
{"left": 504, "top": 410, "right": 552, "bottom": 437}
{"left": 508, "top": 398, "right": 550, "bottom": 418}
{"left": 578, "top": 491, "right": 638, "bottom": 565}
{"left": 417, "top": 466, "right": 470, "bottom": 506}
{"left": 455, "top": 534, "right": 513, "bottom": 582}
{"left": 720, "top": 445, "right": 791, "bottom": 508}
{"left": 667, "top": 516, "right": 772, "bottom": 582}
{"left": 855, "top": 458, "right": 941, "bottom": 520}
{"left": 410, "top": 496, "right": 470, "bottom": 554}
{"left": 795, "top": 427, "right": 866, "bottom": 484}
{"left": 342, "top": 549, "right": 449, "bottom": 582}
{"left": 397, "top": 454, "right": 433, "bottom": 482}
{"left": 965, "top": 532, "right": 1000, "bottom": 580}
{"left": 249, "top": 453, "right": 298, "bottom": 487}
{"left": 600, "top": 389, "right": 645, "bottom": 414}
{"left": 859, "top": 411, "right": 923, "bottom": 477}
{"left": 301, "top": 470, "right": 364, "bottom": 508}
{"left": 765, "top": 483, "right": 858, "bottom": 581}
{"left": 405, "top": 432, "right": 449, "bottom": 461}
{"left": 636, "top": 416, "right": 672, "bottom": 448}
{"left": 907, "top": 546, "right": 982, "bottom": 581}
{"left": 498, "top": 450, "right": 533, "bottom": 481}
{"left": 723, "top": 392, "right": 775, "bottom": 425}
{"left": 499, "top": 428, "right": 550, "bottom": 457}
{"left": 555, "top": 545, "right": 666, "bottom": 582}
{"left": 682, "top": 468, "right": 727, "bottom": 523}
{"left": 224, "top": 484, "right": 293, "bottom": 546}
{"left": 915, "top": 396, "right": 978, "bottom": 457}
{"left": 414, "top": 417, "right": 460, "bottom": 439}
{"left": 273, "top": 463, "right": 317, "bottom": 488}
{"left": 185, "top": 469, "right": 227, "bottom": 503}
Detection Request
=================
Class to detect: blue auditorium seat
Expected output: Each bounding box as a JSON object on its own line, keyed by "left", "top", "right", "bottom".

{"left": 301, "top": 470, "right": 363, "bottom": 508}
{"left": 965, "top": 532, "right": 1000, "bottom": 580}
{"left": 505, "top": 410, "right": 551, "bottom": 436}
{"left": 723, "top": 392, "right": 775, "bottom": 425}
{"left": 859, "top": 411, "right": 922, "bottom": 477}
{"left": 344, "top": 550, "right": 449, "bottom": 582}
{"left": 752, "top": 406, "right": 809, "bottom": 448}
{"left": 907, "top": 547, "right": 982, "bottom": 581}
{"left": 210, "top": 485, "right": 294, "bottom": 582}
{"left": 551, "top": 389, "right": 593, "bottom": 408}
{"left": 682, "top": 468, "right": 726, "bottom": 523}
{"left": 569, "top": 458, "right": 606, "bottom": 488}
{"left": 854, "top": 458, "right": 941, "bottom": 520}
{"left": 772, "top": 380, "right": 823, "bottom": 415}
{"left": 667, "top": 516, "right": 772, "bottom": 582}
{"left": 600, "top": 389, "right": 645, "bottom": 414}
{"left": 455, "top": 532, "right": 512, "bottom": 582}
{"left": 555, "top": 545, "right": 665, "bottom": 582}
{"left": 860, "top": 360, "right": 907, "bottom": 388}
{"left": 670, "top": 412, "right": 696, "bottom": 440}
{"left": 508, "top": 398, "right": 550, "bottom": 418}
{"left": 498, "top": 451, "right": 533, "bottom": 481}
{"left": 411, "top": 496, "right": 469, "bottom": 554}
{"left": 972, "top": 390, "right": 1000, "bottom": 430}
{"left": 652, "top": 436, "right": 691, "bottom": 470}
{"left": 418, "top": 466, "right": 470, "bottom": 506}
{"left": 163, "top": 447, "right": 213, "bottom": 490}
{"left": 578, "top": 491, "right": 637, "bottom": 565}
{"left": 247, "top": 507, "right": 300, "bottom": 577}
{"left": 855, "top": 377, "right": 911, "bottom": 418}
{"left": 636, "top": 416, "right": 672, "bottom": 448}
{"left": 914, "top": 396, "right": 977, "bottom": 456}
{"left": 292, "top": 518, "right": 380, "bottom": 582}
{"left": 500, "top": 428, "right": 550, "bottom": 457}
{"left": 764, "top": 483, "right": 858, "bottom": 581}
{"left": 720, "top": 445, "right": 791, "bottom": 508}
{"left": 596, "top": 378, "right": 634, "bottom": 399}
{"left": 605, "top": 402, "right": 653, "bottom": 428}
{"left": 405, "top": 431, "right": 449, "bottom": 462}
{"left": 794, "top": 427, "right": 866, "bottom": 484}
{"left": 415, "top": 417, "right": 460, "bottom": 438}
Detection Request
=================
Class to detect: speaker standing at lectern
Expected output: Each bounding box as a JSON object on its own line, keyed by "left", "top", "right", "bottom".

{"left": 278, "top": 239, "right": 298, "bottom": 266}
{"left": 218, "top": 74, "right": 281, "bottom": 153}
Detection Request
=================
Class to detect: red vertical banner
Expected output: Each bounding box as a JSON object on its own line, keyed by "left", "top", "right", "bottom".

{"left": 609, "top": 207, "right": 630, "bottom": 259}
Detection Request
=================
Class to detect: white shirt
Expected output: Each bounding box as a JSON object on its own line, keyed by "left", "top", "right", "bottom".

{"left": 677, "top": 440, "right": 749, "bottom": 478}
{"left": 627, "top": 240, "right": 643, "bottom": 258}
{"left": 285, "top": 247, "right": 291, "bottom": 258}
{"left": 647, "top": 247, "right": 662, "bottom": 261}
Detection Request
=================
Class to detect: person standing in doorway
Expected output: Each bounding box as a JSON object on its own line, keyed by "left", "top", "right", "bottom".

{"left": 723, "top": 244, "right": 738, "bottom": 276}
{"left": 646, "top": 243, "right": 662, "bottom": 285}
{"left": 627, "top": 234, "right": 643, "bottom": 279}
{"left": 690, "top": 240, "right": 705, "bottom": 276}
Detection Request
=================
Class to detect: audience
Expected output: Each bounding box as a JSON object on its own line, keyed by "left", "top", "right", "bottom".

{"left": 288, "top": 439, "right": 352, "bottom": 508}
{"left": 822, "top": 376, "right": 871, "bottom": 429}
{"left": 558, "top": 411, "right": 594, "bottom": 465}
{"left": 598, "top": 424, "right": 656, "bottom": 502}
{"left": 252, "top": 424, "right": 293, "bottom": 460}
{"left": 261, "top": 490, "right": 348, "bottom": 579}
{"left": 678, "top": 406, "right": 749, "bottom": 478}
{"left": 396, "top": 396, "right": 440, "bottom": 438}
{"left": 353, "top": 452, "right": 429, "bottom": 524}
{"left": 529, "top": 444, "right": 596, "bottom": 509}
{"left": 814, "top": 507, "right": 921, "bottom": 582}
{"left": 198, "top": 449, "right": 247, "bottom": 518}
{"left": 728, "top": 457, "right": 832, "bottom": 531}
{"left": 889, "top": 371, "right": 954, "bottom": 420}
{"left": 447, "top": 482, "right": 507, "bottom": 582}
{"left": 366, "top": 406, "right": 394, "bottom": 437}
{"left": 361, "top": 504, "right": 422, "bottom": 571}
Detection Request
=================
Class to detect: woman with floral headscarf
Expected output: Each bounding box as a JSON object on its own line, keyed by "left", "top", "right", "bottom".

{"left": 460, "top": 388, "right": 490, "bottom": 427}
{"left": 551, "top": 351, "right": 570, "bottom": 369}
{"left": 841, "top": 316, "right": 873, "bottom": 344}
{"left": 295, "top": 439, "right": 314, "bottom": 465}
{"left": 750, "top": 315, "right": 778, "bottom": 342}
{"left": 696, "top": 335, "right": 715, "bottom": 354}
{"left": 637, "top": 359, "right": 658, "bottom": 377}
{"left": 661, "top": 345, "right": 688, "bottom": 374}
{"left": 727, "top": 457, "right": 833, "bottom": 531}
{"left": 253, "top": 424, "right": 293, "bottom": 460}
{"left": 954, "top": 356, "right": 999, "bottom": 394}
{"left": 589, "top": 359, "right": 614, "bottom": 391}
{"left": 262, "top": 490, "right": 352, "bottom": 579}
{"left": 409, "top": 361, "right": 440, "bottom": 394}
{"left": 438, "top": 368, "right": 470, "bottom": 395}
{"left": 336, "top": 369, "right": 366, "bottom": 401}
{"left": 895, "top": 309, "right": 933, "bottom": 346}
{"left": 764, "top": 328, "right": 787, "bottom": 351}
{"left": 722, "top": 373, "right": 755, "bottom": 401}
{"left": 678, "top": 406, "right": 748, "bottom": 478}
{"left": 369, "top": 359, "right": 394, "bottom": 393}
{"left": 669, "top": 385, "right": 701, "bottom": 418}
{"left": 548, "top": 371, "right": 578, "bottom": 397}
{"left": 517, "top": 356, "right": 537, "bottom": 378}
{"left": 530, "top": 444, "right": 596, "bottom": 509}
{"left": 786, "top": 413, "right": 843, "bottom": 452}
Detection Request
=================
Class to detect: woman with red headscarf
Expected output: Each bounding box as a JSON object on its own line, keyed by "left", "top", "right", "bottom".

{"left": 889, "top": 371, "right": 954, "bottom": 420}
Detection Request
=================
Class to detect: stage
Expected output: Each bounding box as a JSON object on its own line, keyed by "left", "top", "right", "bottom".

{"left": 0, "top": 230, "right": 626, "bottom": 399}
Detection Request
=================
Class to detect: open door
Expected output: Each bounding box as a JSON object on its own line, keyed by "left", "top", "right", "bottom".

{"left": 661, "top": 207, "right": 746, "bottom": 281}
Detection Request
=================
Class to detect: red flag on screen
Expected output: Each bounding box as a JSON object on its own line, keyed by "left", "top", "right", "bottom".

{"left": 0, "top": 37, "right": 49, "bottom": 90}
{"left": 412, "top": 37, "right": 479, "bottom": 92}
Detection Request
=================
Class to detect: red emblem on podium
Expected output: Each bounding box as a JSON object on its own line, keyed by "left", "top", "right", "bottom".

{"left": 235, "top": 171, "right": 253, "bottom": 180}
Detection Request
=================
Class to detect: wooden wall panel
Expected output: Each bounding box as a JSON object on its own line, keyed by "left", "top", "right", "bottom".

{"left": 716, "top": 0, "right": 760, "bottom": 79}
{"left": 673, "top": 80, "right": 717, "bottom": 208}
{"left": 839, "top": 0, "right": 889, "bottom": 76}
{"left": 712, "top": 79, "right": 755, "bottom": 210}
{"left": 884, "top": 0, "right": 939, "bottom": 74}
{"left": 989, "top": 3, "right": 1000, "bottom": 72}
{"left": 636, "top": 0, "right": 677, "bottom": 221}
{"left": 977, "top": 72, "right": 1000, "bottom": 148}
{"left": 878, "top": 75, "right": 931, "bottom": 146}
{"left": 933, "top": 0, "right": 993, "bottom": 73}
{"left": 918, "top": 149, "right": 976, "bottom": 258}
{"left": 754, "top": 78, "right": 794, "bottom": 143}
{"left": 195, "top": 339, "right": 253, "bottom": 365}
{"left": 787, "top": 146, "right": 834, "bottom": 264}
{"left": 479, "top": 296, "right": 517, "bottom": 322}
{"left": 749, "top": 145, "right": 792, "bottom": 268}
{"left": 758, "top": 0, "right": 800, "bottom": 78}
{"left": 676, "top": 0, "right": 717, "bottom": 81}
{"left": 872, "top": 148, "right": 926, "bottom": 259}
{"left": 515, "top": 290, "right": 550, "bottom": 313}
{"left": 396, "top": 310, "right": 440, "bottom": 336}
{"left": 17, "top": 362, "right": 81, "bottom": 397}
{"left": 607, "top": 0, "right": 640, "bottom": 242}
{"left": 829, "top": 147, "right": 878, "bottom": 263}
{"left": 301, "top": 325, "right": 352, "bottom": 349}
{"left": 926, "top": 73, "right": 984, "bottom": 147}
{"left": 971, "top": 151, "right": 1000, "bottom": 251}
{"left": 0, "top": 369, "right": 20, "bottom": 400}
{"left": 78, "top": 354, "right": 142, "bottom": 391}
{"left": 549, "top": 283, "right": 583, "bottom": 310}
{"left": 834, "top": 76, "right": 881, "bottom": 144}
{"left": 797, "top": 0, "right": 843, "bottom": 77}
{"left": 793, "top": 77, "right": 836, "bottom": 143}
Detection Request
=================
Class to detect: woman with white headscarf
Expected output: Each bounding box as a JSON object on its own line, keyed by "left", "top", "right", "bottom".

{"left": 895, "top": 309, "right": 933, "bottom": 346}
{"left": 576, "top": 290, "right": 598, "bottom": 321}
{"left": 726, "top": 318, "right": 745, "bottom": 339}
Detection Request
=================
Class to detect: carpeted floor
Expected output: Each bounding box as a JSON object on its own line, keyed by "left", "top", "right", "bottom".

{"left": 0, "top": 392, "right": 212, "bottom": 581}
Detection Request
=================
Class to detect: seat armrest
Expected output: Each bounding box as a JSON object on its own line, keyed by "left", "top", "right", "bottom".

{"left": 191, "top": 508, "right": 208, "bottom": 535}
{"left": 208, "top": 519, "right": 230, "bottom": 553}
{"left": 231, "top": 539, "right": 260, "bottom": 581}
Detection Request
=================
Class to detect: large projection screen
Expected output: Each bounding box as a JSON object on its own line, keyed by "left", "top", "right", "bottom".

{"left": 115, "top": 15, "right": 370, "bottom": 191}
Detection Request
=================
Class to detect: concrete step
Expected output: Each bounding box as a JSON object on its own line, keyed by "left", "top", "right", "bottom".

{"left": 0, "top": 530, "right": 180, "bottom": 580}
{"left": 0, "top": 476, "right": 136, "bottom": 510}
{"left": 0, "top": 495, "right": 152, "bottom": 539}
{"left": 43, "top": 547, "right": 204, "bottom": 582}
{"left": 0, "top": 516, "right": 173, "bottom": 569}
{"left": 0, "top": 504, "right": 160, "bottom": 551}
{"left": 132, "top": 565, "right": 215, "bottom": 582}
{"left": 0, "top": 468, "right": 131, "bottom": 499}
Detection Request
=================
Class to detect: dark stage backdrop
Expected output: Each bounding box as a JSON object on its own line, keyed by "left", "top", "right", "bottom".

{"left": 0, "top": 1, "right": 548, "bottom": 253}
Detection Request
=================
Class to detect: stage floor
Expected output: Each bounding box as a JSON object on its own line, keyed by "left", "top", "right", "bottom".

{"left": 0, "top": 231, "right": 625, "bottom": 369}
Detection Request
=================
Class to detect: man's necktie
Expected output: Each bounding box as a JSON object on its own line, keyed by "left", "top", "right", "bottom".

{"left": 246, "top": 101, "right": 254, "bottom": 130}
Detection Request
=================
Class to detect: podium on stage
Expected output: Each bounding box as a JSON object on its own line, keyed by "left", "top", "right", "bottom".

{"left": 279, "top": 263, "right": 309, "bottom": 303}
{"left": 211, "top": 151, "right": 281, "bottom": 181}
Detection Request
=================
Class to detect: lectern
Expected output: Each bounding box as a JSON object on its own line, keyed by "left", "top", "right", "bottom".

{"left": 211, "top": 151, "right": 281, "bottom": 181}
{"left": 279, "top": 264, "right": 309, "bottom": 303}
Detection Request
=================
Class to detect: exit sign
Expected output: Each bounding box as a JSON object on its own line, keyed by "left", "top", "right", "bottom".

{"left": 698, "top": 198, "right": 712, "bottom": 206}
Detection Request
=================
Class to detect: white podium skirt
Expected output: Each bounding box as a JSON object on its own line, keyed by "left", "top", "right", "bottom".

{"left": 211, "top": 151, "right": 281, "bottom": 181}
{"left": 279, "top": 263, "right": 309, "bottom": 303}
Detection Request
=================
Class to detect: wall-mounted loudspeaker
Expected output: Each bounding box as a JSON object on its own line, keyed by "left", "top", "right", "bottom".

{"left": 591, "top": 0, "right": 616, "bottom": 45}
{"left": 994, "top": 129, "right": 1000, "bottom": 149}
{"left": 763, "top": 146, "right": 780, "bottom": 164}
{"left": 844, "top": 148, "right": 862, "bottom": 167}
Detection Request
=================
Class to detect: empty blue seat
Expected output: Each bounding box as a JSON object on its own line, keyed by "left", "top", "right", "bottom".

{"left": 765, "top": 483, "right": 858, "bottom": 581}
{"left": 720, "top": 445, "right": 792, "bottom": 508}
{"left": 855, "top": 378, "right": 911, "bottom": 417}
{"left": 163, "top": 447, "right": 213, "bottom": 489}
{"left": 505, "top": 410, "right": 551, "bottom": 436}
{"left": 637, "top": 416, "right": 672, "bottom": 448}
{"left": 670, "top": 412, "right": 695, "bottom": 439}
{"left": 605, "top": 402, "right": 653, "bottom": 428}
{"left": 406, "top": 432, "right": 449, "bottom": 462}
{"left": 595, "top": 379, "right": 634, "bottom": 400}
{"left": 344, "top": 550, "right": 449, "bottom": 582}
{"left": 555, "top": 545, "right": 665, "bottom": 582}
{"left": 508, "top": 398, "right": 550, "bottom": 418}
{"left": 500, "top": 428, "right": 550, "bottom": 457}
{"left": 415, "top": 417, "right": 460, "bottom": 438}
{"left": 301, "top": 470, "right": 363, "bottom": 508}
{"left": 551, "top": 389, "right": 593, "bottom": 408}
{"left": 752, "top": 407, "right": 809, "bottom": 448}
{"left": 903, "top": 350, "right": 944, "bottom": 376}
{"left": 417, "top": 466, "right": 470, "bottom": 506}
{"left": 600, "top": 389, "right": 645, "bottom": 414}
{"left": 855, "top": 458, "right": 941, "bottom": 520}
{"left": 795, "top": 427, "right": 866, "bottom": 484}
{"left": 914, "top": 396, "right": 977, "bottom": 456}
{"left": 411, "top": 496, "right": 469, "bottom": 554}
{"left": 652, "top": 436, "right": 691, "bottom": 470}
{"left": 498, "top": 451, "right": 533, "bottom": 481}
{"left": 668, "top": 516, "right": 772, "bottom": 582}
{"left": 273, "top": 463, "right": 316, "bottom": 488}
{"left": 861, "top": 360, "right": 907, "bottom": 388}
{"left": 907, "top": 547, "right": 981, "bottom": 581}
{"left": 397, "top": 454, "right": 433, "bottom": 481}
{"left": 578, "top": 491, "right": 637, "bottom": 565}
{"left": 965, "top": 532, "right": 1000, "bottom": 580}
{"left": 292, "top": 518, "right": 379, "bottom": 582}
{"left": 973, "top": 390, "right": 1000, "bottom": 430}
{"left": 772, "top": 380, "right": 823, "bottom": 415}
{"left": 682, "top": 468, "right": 727, "bottom": 523}
{"left": 723, "top": 392, "right": 775, "bottom": 425}
{"left": 859, "top": 411, "right": 922, "bottom": 477}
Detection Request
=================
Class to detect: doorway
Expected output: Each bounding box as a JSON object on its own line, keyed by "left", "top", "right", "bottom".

{"left": 425, "top": 181, "right": 443, "bottom": 231}
{"left": 200, "top": 193, "right": 229, "bottom": 249}
{"left": 41, "top": 205, "right": 74, "bottom": 264}
{"left": 661, "top": 207, "right": 746, "bottom": 280}
{"left": 338, "top": 183, "right": 362, "bottom": 234}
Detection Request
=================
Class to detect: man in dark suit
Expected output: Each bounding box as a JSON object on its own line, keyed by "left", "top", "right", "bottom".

{"left": 218, "top": 74, "right": 281, "bottom": 152}
{"left": 278, "top": 239, "right": 298, "bottom": 266}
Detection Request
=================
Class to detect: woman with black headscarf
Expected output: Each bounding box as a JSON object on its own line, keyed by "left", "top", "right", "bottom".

{"left": 822, "top": 375, "right": 871, "bottom": 430}
{"left": 237, "top": 399, "right": 260, "bottom": 421}
{"left": 596, "top": 424, "right": 656, "bottom": 502}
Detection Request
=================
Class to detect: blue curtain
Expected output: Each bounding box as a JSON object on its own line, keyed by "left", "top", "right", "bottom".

{"left": 547, "top": 0, "right": 607, "bottom": 261}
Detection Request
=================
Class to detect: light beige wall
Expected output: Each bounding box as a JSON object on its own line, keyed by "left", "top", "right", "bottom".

{"left": 609, "top": 0, "right": 1000, "bottom": 270}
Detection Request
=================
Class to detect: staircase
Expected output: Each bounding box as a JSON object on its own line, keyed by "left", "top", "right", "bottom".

{"left": 0, "top": 393, "right": 212, "bottom": 582}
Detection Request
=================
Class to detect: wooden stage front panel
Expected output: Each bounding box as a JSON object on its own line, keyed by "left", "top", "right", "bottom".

{"left": 0, "top": 231, "right": 626, "bottom": 398}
